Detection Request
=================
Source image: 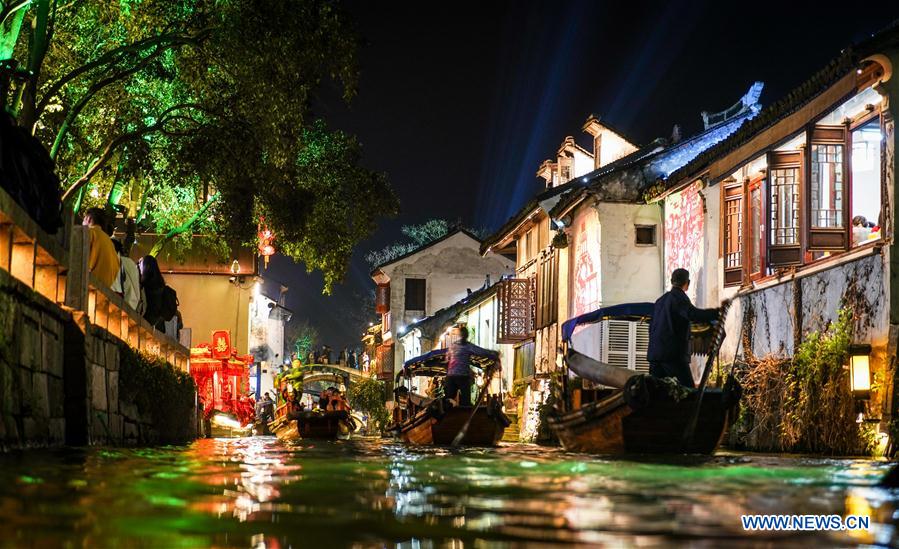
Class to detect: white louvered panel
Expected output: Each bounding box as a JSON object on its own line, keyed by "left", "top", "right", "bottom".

{"left": 634, "top": 322, "right": 650, "bottom": 374}
{"left": 606, "top": 320, "right": 632, "bottom": 369}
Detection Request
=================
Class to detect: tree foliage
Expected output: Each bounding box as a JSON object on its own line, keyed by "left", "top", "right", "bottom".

{"left": 365, "top": 218, "right": 484, "bottom": 267}
{"left": 348, "top": 376, "right": 389, "bottom": 434}
{"left": 287, "top": 319, "right": 320, "bottom": 359}
{"left": 2, "top": 0, "right": 398, "bottom": 291}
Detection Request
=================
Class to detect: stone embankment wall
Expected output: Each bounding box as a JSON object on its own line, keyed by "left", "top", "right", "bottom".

{"left": 1, "top": 185, "right": 196, "bottom": 451}
{"left": 1, "top": 268, "right": 197, "bottom": 450}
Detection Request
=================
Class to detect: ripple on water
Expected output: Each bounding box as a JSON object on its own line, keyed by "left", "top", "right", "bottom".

{"left": 0, "top": 438, "right": 896, "bottom": 547}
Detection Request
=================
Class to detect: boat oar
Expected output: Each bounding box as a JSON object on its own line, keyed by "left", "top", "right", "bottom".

{"left": 451, "top": 360, "right": 497, "bottom": 447}
{"left": 682, "top": 299, "right": 737, "bottom": 451}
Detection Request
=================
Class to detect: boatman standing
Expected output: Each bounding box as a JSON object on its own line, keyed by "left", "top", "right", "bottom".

{"left": 446, "top": 325, "right": 500, "bottom": 406}
{"left": 647, "top": 268, "right": 727, "bottom": 388}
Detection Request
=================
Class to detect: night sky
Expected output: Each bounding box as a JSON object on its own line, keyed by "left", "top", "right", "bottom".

{"left": 267, "top": 0, "right": 899, "bottom": 351}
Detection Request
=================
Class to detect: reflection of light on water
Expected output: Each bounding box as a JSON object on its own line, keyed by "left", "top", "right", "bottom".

{"left": 844, "top": 487, "right": 896, "bottom": 546}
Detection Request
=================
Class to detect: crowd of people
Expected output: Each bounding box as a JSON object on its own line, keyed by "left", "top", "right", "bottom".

{"left": 299, "top": 346, "right": 370, "bottom": 372}
{"left": 82, "top": 207, "right": 181, "bottom": 338}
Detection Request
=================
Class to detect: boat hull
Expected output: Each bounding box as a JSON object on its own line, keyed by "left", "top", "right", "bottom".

{"left": 271, "top": 410, "right": 353, "bottom": 441}
{"left": 549, "top": 388, "right": 736, "bottom": 455}
{"left": 399, "top": 404, "right": 509, "bottom": 446}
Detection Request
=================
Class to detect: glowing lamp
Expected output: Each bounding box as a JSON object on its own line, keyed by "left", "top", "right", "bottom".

{"left": 230, "top": 260, "right": 241, "bottom": 275}
{"left": 849, "top": 344, "right": 872, "bottom": 399}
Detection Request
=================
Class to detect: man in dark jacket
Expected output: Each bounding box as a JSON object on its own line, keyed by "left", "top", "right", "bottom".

{"left": 647, "top": 268, "right": 725, "bottom": 387}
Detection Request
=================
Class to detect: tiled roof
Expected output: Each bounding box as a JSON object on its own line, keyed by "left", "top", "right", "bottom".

{"left": 370, "top": 227, "right": 483, "bottom": 274}
{"left": 664, "top": 20, "right": 899, "bottom": 190}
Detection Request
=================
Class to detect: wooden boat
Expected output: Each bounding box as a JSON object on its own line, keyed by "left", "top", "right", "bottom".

{"left": 393, "top": 349, "right": 510, "bottom": 446}
{"left": 268, "top": 365, "right": 360, "bottom": 441}
{"left": 549, "top": 302, "right": 740, "bottom": 455}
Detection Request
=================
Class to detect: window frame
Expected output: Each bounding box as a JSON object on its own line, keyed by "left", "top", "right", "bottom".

{"left": 721, "top": 178, "right": 744, "bottom": 286}
{"left": 634, "top": 224, "right": 657, "bottom": 246}
{"left": 805, "top": 124, "right": 849, "bottom": 252}
{"left": 404, "top": 277, "right": 426, "bottom": 312}
{"left": 766, "top": 149, "right": 804, "bottom": 268}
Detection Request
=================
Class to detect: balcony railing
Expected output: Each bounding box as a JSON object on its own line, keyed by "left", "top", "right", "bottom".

{"left": 0, "top": 186, "right": 190, "bottom": 369}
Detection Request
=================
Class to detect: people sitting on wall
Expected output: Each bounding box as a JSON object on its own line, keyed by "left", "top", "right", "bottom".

{"left": 81, "top": 208, "right": 120, "bottom": 288}
{"left": 853, "top": 215, "right": 874, "bottom": 246}
{"left": 111, "top": 239, "right": 140, "bottom": 310}
{"left": 138, "top": 255, "right": 166, "bottom": 328}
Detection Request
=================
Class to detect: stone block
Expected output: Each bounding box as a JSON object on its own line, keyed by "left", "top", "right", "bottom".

{"left": 16, "top": 367, "right": 32, "bottom": 415}
{"left": 108, "top": 413, "right": 123, "bottom": 443}
{"left": 31, "top": 372, "right": 50, "bottom": 418}
{"left": 107, "top": 371, "right": 119, "bottom": 414}
{"left": 48, "top": 418, "right": 65, "bottom": 445}
{"left": 1, "top": 414, "right": 18, "bottom": 443}
{"left": 42, "top": 325, "right": 64, "bottom": 378}
{"left": 47, "top": 376, "right": 65, "bottom": 417}
{"left": 90, "top": 412, "right": 109, "bottom": 444}
{"left": 22, "top": 417, "right": 41, "bottom": 441}
{"left": 91, "top": 364, "right": 107, "bottom": 411}
{"left": 120, "top": 402, "right": 138, "bottom": 421}
{"left": 18, "top": 313, "right": 40, "bottom": 370}
{"left": 105, "top": 343, "right": 119, "bottom": 372}
{"left": 123, "top": 420, "right": 139, "bottom": 442}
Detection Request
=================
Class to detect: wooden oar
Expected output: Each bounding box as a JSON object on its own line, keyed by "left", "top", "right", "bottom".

{"left": 451, "top": 361, "right": 497, "bottom": 447}
{"left": 681, "top": 299, "right": 736, "bottom": 451}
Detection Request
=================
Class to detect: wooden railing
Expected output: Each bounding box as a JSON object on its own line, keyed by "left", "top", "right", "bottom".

{"left": 0, "top": 187, "right": 190, "bottom": 369}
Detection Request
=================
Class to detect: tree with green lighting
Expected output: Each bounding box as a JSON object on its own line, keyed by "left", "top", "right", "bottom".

{"left": 0, "top": 0, "right": 398, "bottom": 292}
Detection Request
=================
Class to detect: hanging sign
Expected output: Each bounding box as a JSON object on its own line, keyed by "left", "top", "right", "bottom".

{"left": 211, "top": 330, "right": 232, "bottom": 359}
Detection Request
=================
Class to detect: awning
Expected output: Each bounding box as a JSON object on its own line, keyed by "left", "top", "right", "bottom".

{"left": 561, "top": 302, "right": 654, "bottom": 343}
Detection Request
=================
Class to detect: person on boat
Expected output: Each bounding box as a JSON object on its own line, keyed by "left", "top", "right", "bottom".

{"left": 257, "top": 392, "right": 275, "bottom": 423}
{"left": 329, "top": 388, "right": 349, "bottom": 411}
{"left": 317, "top": 388, "right": 332, "bottom": 410}
{"left": 446, "top": 325, "right": 499, "bottom": 406}
{"left": 648, "top": 268, "right": 726, "bottom": 388}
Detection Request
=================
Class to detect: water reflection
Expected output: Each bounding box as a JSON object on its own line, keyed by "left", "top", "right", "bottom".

{"left": 0, "top": 438, "right": 897, "bottom": 547}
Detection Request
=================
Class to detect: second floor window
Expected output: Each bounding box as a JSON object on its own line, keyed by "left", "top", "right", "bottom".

{"left": 404, "top": 278, "right": 426, "bottom": 311}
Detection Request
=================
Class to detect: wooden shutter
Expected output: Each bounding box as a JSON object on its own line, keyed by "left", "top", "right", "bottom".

{"left": 375, "top": 283, "right": 390, "bottom": 314}
{"left": 601, "top": 320, "right": 649, "bottom": 373}
{"left": 745, "top": 175, "right": 766, "bottom": 280}
{"left": 497, "top": 278, "right": 534, "bottom": 343}
{"left": 767, "top": 150, "right": 803, "bottom": 267}
{"left": 806, "top": 125, "right": 849, "bottom": 251}
{"left": 536, "top": 249, "right": 558, "bottom": 328}
{"left": 722, "top": 179, "right": 744, "bottom": 286}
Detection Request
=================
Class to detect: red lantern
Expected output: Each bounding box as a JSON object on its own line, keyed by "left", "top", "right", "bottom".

{"left": 258, "top": 217, "right": 276, "bottom": 268}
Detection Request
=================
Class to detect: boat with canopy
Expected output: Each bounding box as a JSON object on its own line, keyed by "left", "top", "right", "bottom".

{"left": 268, "top": 364, "right": 365, "bottom": 440}
{"left": 392, "top": 348, "right": 510, "bottom": 446}
{"left": 548, "top": 301, "right": 741, "bottom": 454}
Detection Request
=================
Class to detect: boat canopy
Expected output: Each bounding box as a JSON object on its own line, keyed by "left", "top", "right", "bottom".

{"left": 399, "top": 348, "right": 497, "bottom": 380}
{"left": 561, "top": 303, "right": 654, "bottom": 343}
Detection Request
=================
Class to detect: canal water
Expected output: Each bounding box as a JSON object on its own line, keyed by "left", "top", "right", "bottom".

{"left": 0, "top": 438, "right": 897, "bottom": 548}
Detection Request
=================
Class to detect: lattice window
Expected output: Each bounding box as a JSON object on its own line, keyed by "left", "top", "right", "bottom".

{"left": 724, "top": 194, "right": 743, "bottom": 268}
{"left": 497, "top": 278, "right": 535, "bottom": 343}
{"left": 749, "top": 183, "right": 762, "bottom": 276}
{"left": 810, "top": 143, "right": 844, "bottom": 228}
{"left": 770, "top": 167, "right": 800, "bottom": 245}
{"left": 536, "top": 250, "right": 558, "bottom": 329}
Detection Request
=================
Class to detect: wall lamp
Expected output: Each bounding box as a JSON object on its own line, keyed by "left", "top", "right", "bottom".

{"left": 849, "top": 343, "right": 872, "bottom": 400}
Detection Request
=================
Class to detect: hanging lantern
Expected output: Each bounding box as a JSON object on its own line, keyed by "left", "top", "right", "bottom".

{"left": 257, "top": 217, "right": 276, "bottom": 268}
{"left": 849, "top": 344, "right": 872, "bottom": 400}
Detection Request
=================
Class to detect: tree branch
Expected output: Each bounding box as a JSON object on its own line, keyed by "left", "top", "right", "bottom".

{"left": 59, "top": 103, "right": 202, "bottom": 201}
{"left": 35, "top": 29, "right": 210, "bottom": 119}
{"left": 149, "top": 192, "right": 220, "bottom": 256}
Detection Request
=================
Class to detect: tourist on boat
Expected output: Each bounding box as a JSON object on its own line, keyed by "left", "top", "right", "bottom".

{"left": 257, "top": 392, "right": 275, "bottom": 423}
{"left": 647, "top": 268, "right": 726, "bottom": 388}
{"left": 317, "top": 388, "right": 332, "bottom": 410}
{"left": 446, "top": 325, "right": 499, "bottom": 406}
{"left": 329, "top": 388, "right": 350, "bottom": 411}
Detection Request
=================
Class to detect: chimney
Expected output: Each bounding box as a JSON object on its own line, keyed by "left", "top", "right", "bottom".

{"left": 582, "top": 114, "right": 604, "bottom": 169}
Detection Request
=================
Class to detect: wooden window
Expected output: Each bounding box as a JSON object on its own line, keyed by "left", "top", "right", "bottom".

{"left": 746, "top": 176, "right": 765, "bottom": 280}
{"left": 722, "top": 180, "right": 743, "bottom": 286}
{"left": 536, "top": 250, "right": 558, "bottom": 328}
{"left": 375, "top": 283, "right": 390, "bottom": 314}
{"left": 850, "top": 118, "right": 882, "bottom": 246}
{"left": 513, "top": 341, "right": 536, "bottom": 380}
{"left": 404, "top": 278, "right": 426, "bottom": 311}
{"left": 497, "top": 278, "right": 535, "bottom": 343}
{"left": 806, "top": 125, "right": 848, "bottom": 251}
{"left": 767, "top": 150, "right": 802, "bottom": 267}
{"left": 635, "top": 225, "right": 656, "bottom": 246}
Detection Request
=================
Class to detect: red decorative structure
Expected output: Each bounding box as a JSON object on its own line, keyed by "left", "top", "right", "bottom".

{"left": 190, "top": 331, "right": 255, "bottom": 425}
{"left": 257, "top": 217, "right": 275, "bottom": 268}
